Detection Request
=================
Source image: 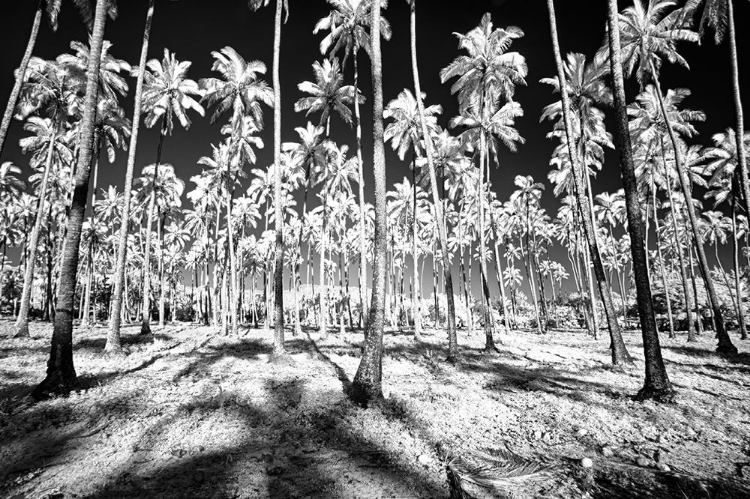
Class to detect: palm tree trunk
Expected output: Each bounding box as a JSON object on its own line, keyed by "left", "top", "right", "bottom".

{"left": 350, "top": 0, "right": 387, "bottom": 407}
{"left": 605, "top": 0, "right": 673, "bottom": 401}
{"left": 548, "top": 0, "right": 632, "bottom": 366}
{"left": 140, "top": 118, "right": 168, "bottom": 335}
{"left": 32, "top": 0, "right": 107, "bottom": 399}
{"left": 477, "top": 132, "right": 496, "bottom": 350}
{"left": 82, "top": 243, "right": 94, "bottom": 327}
{"left": 732, "top": 193, "right": 747, "bottom": 339}
{"left": 107, "top": 0, "right": 155, "bottom": 353}
{"left": 662, "top": 157, "right": 696, "bottom": 341}
{"left": 14, "top": 127, "right": 57, "bottom": 338}
{"left": 0, "top": 0, "right": 43, "bottom": 159}
{"left": 727, "top": 0, "right": 750, "bottom": 220}
{"left": 409, "top": 0, "right": 456, "bottom": 358}
{"left": 649, "top": 60, "right": 736, "bottom": 355}
{"left": 651, "top": 179, "right": 675, "bottom": 338}
{"left": 354, "top": 53, "right": 368, "bottom": 330}
{"left": 411, "top": 157, "right": 422, "bottom": 340}
{"left": 271, "top": 0, "right": 285, "bottom": 356}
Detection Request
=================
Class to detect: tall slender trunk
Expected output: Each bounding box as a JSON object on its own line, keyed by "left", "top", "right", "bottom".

{"left": 409, "top": 0, "right": 457, "bottom": 358}
{"left": 0, "top": 0, "right": 43, "bottom": 159}
{"left": 354, "top": 53, "right": 368, "bottom": 330}
{"left": 605, "top": 0, "right": 673, "bottom": 401}
{"left": 649, "top": 60, "right": 736, "bottom": 355}
{"left": 107, "top": 0, "right": 155, "bottom": 353}
{"left": 140, "top": 117, "right": 168, "bottom": 335}
{"left": 651, "top": 177, "right": 675, "bottom": 338}
{"left": 732, "top": 189, "right": 747, "bottom": 339}
{"left": 271, "top": 0, "right": 285, "bottom": 355}
{"left": 33, "top": 0, "right": 107, "bottom": 399}
{"left": 411, "top": 157, "right": 422, "bottom": 340}
{"left": 662, "top": 152, "right": 696, "bottom": 341}
{"left": 478, "top": 133, "right": 496, "bottom": 350}
{"left": 350, "top": 0, "right": 387, "bottom": 407}
{"left": 547, "top": 0, "right": 632, "bottom": 365}
{"left": 15, "top": 126, "right": 58, "bottom": 338}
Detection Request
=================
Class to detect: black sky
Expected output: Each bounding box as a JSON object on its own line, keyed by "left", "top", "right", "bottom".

{"left": 0, "top": 0, "right": 748, "bottom": 291}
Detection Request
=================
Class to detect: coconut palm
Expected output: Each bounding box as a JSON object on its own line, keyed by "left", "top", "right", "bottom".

{"left": 200, "top": 46, "right": 271, "bottom": 336}
{"left": 545, "top": 0, "right": 635, "bottom": 369}
{"left": 384, "top": 88, "right": 441, "bottom": 339}
{"left": 601, "top": 0, "right": 674, "bottom": 401}
{"left": 608, "top": 0, "right": 736, "bottom": 355}
{"left": 14, "top": 117, "right": 73, "bottom": 338}
{"left": 248, "top": 0, "right": 288, "bottom": 356}
{"left": 683, "top": 0, "right": 750, "bottom": 218}
{"left": 350, "top": 0, "right": 387, "bottom": 407}
{"left": 295, "top": 58, "right": 360, "bottom": 135}
{"left": 136, "top": 49, "right": 203, "bottom": 335}
{"left": 315, "top": 0, "right": 391, "bottom": 330}
{"left": 441, "top": 12, "right": 527, "bottom": 351}
{"left": 108, "top": 0, "right": 156, "bottom": 353}
{"left": 0, "top": 0, "right": 118, "bottom": 159}
{"left": 34, "top": 0, "right": 111, "bottom": 399}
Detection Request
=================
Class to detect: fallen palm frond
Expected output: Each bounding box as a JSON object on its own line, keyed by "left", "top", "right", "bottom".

{"left": 447, "top": 447, "right": 553, "bottom": 498}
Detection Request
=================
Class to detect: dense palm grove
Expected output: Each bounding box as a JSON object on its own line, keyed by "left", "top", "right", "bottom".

{"left": 0, "top": 0, "right": 748, "bottom": 405}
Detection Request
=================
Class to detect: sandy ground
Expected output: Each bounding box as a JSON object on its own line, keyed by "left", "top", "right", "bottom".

{"left": 1, "top": 320, "right": 749, "bottom": 498}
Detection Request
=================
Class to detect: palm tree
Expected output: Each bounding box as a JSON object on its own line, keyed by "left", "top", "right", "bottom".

{"left": 137, "top": 49, "right": 203, "bottom": 335}
{"left": 384, "top": 88, "right": 441, "bottom": 339}
{"left": 108, "top": 0, "right": 155, "bottom": 354}
{"left": 545, "top": 0, "right": 635, "bottom": 367}
{"left": 200, "top": 46, "right": 272, "bottom": 336}
{"left": 33, "top": 0, "right": 111, "bottom": 399}
{"left": 603, "top": 0, "right": 674, "bottom": 401}
{"left": 13, "top": 115, "right": 73, "bottom": 338}
{"left": 407, "top": 0, "right": 458, "bottom": 359}
{"left": 704, "top": 128, "right": 750, "bottom": 338}
{"left": 0, "top": 0, "right": 112, "bottom": 158}
{"left": 315, "top": 0, "right": 391, "bottom": 329}
{"left": 350, "top": 0, "right": 387, "bottom": 407}
{"left": 608, "top": 0, "right": 736, "bottom": 355}
{"left": 248, "top": 0, "right": 288, "bottom": 357}
{"left": 295, "top": 58, "right": 359, "bottom": 136}
{"left": 683, "top": 0, "right": 750, "bottom": 220}
{"left": 441, "top": 12, "right": 527, "bottom": 351}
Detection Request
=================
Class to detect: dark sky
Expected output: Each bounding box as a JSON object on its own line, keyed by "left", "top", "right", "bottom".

{"left": 0, "top": 0, "right": 748, "bottom": 294}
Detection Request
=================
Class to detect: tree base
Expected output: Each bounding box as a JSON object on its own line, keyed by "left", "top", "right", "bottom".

{"left": 717, "top": 343, "right": 739, "bottom": 356}
{"left": 32, "top": 371, "right": 79, "bottom": 401}
{"left": 483, "top": 345, "right": 500, "bottom": 354}
{"left": 12, "top": 323, "right": 30, "bottom": 339}
{"left": 634, "top": 385, "right": 676, "bottom": 404}
{"left": 270, "top": 352, "right": 295, "bottom": 366}
{"left": 348, "top": 379, "right": 383, "bottom": 408}
{"left": 103, "top": 345, "right": 126, "bottom": 358}
{"left": 140, "top": 323, "right": 151, "bottom": 335}
{"left": 445, "top": 353, "right": 459, "bottom": 365}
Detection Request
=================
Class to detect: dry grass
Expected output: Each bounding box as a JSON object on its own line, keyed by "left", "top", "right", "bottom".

{"left": 0, "top": 320, "right": 749, "bottom": 498}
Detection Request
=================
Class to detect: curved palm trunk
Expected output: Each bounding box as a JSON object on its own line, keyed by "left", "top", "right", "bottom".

{"left": 649, "top": 60, "right": 736, "bottom": 355}
{"left": 140, "top": 118, "right": 167, "bottom": 335}
{"left": 14, "top": 128, "right": 56, "bottom": 338}
{"left": 548, "top": 0, "right": 632, "bottom": 366}
{"left": 32, "top": 0, "right": 107, "bottom": 399}
{"left": 727, "top": 0, "right": 750, "bottom": 221}
{"left": 107, "top": 0, "right": 155, "bottom": 353}
{"left": 271, "top": 0, "right": 285, "bottom": 356}
{"left": 350, "top": 0, "right": 387, "bottom": 407}
{"left": 0, "top": 1, "right": 42, "bottom": 159}
{"left": 409, "top": 1, "right": 456, "bottom": 358}
{"left": 605, "top": 0, "right": 673, "bottom": 401}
